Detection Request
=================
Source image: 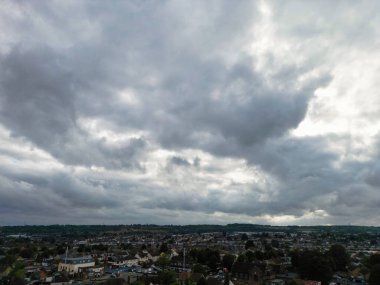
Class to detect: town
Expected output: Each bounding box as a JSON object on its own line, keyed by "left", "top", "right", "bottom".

{"left": 0, "top": 225, "right": 379, "bottom": 285}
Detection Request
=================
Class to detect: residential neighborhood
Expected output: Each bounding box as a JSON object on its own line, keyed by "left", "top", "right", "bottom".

{"left": 0, "top": 225, "right": 379, "bottom": 285}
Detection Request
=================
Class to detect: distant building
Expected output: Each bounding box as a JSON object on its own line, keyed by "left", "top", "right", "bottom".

{"left": 58, "top": 256, "right": 95, "bottom": 273}
{"left": 266, "top": 280, "right": 285, "bottom": 285}
{"left": 231, "top": 262, "right": 263, "bottom": 285}
{"left": 304, "top": 281, "right": 321, "bottom": 285}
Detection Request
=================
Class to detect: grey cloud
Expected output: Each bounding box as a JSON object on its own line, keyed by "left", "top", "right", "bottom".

{"left": 0, "top": 47, "right": 147, "bottom": 169}
{"left": 0, "top": 169, "right": 119, "bottom": 210}
{"left": 169, "top": 156, "right": 192, "bottom": 167}
{"left": 0, "top": 162, "right": 144, "bottom": 225}
{"left": 0, "top": 0, "right": 379, "bottom": 225}
{"left": 0, "top": 47, "right": 77, "bottom": 145}
{"left": 269, "top": 0, "right": 380, "bottom": 46}
{"left": 1, "top": 0, "right": 315, "bottom": 170}
{"left": 168, "top": 156, "right": 201, "bottom": 168}
{"left": 193, "top": 157, "right": 201, "bottom": 167}
{"left": 365, "top": 174, "right": 380, "bottom": 189}
{"left": 144, "top": 135, "right": 380, "bottom": 224}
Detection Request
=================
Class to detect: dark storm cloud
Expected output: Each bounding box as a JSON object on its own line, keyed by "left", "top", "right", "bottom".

{"left": 0, "top": 47, "right": 76, "bottom": 144}
{"left": 0, "top": 46, "right": 147, "bottom": 169}
{"left": 152, "top": 59, "right": 324, "bottom": 149}
{"left": 169, "top": 156, "right": 192, "bottom": 167}
{"left": 0, "top": 167, "right": 119, "bottom": 210}
{"left": 0, "top": 0, "right": 379, "bottom": 225}
{"left": 1, "top": 0, "right": 309, "bottom": 168}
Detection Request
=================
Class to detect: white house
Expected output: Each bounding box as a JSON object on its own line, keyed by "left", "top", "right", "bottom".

{"left": 58, "top": 256, "right": 95, "bottom": 273}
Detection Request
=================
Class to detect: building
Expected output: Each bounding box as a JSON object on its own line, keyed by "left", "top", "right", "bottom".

{"left": 266, "top": 280, "right": 285, "bottom": 285}
{"left": 58, "top": 256, "right": 95, "bottom": 273}
{"left": 231, "top": 262, "right": 263, "bottom": 285}
{"left": 304, "top": 281, "right": 321, "bottom": 285}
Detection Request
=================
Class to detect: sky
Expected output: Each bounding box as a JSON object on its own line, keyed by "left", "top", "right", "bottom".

{"left": 0, "top": 0, "right": 380, "bottom": 226}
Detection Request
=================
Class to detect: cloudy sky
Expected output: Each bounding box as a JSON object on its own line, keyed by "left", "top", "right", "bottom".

{"left": 0, "top": 0, "right": 380, "bottom": 226}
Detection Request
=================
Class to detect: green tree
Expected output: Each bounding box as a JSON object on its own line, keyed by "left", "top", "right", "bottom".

{"left": 19, "top": 248, "right": 34, "bottom": 259}
{"left": 222, "top": 254, "right": 235, "bottom": 271}
{"left": 194, "top": 248, "right": 220, "bottom": 270}
{"left": 0, "top": 255, "right": 16, "bottom": 266}
{"left": 254, "top": 251, "right": 264, "bottom": 261}
{"left": 369, "top": 253, "right": 380, "bottom": 268}
{"left": 192, "top": 263, "right": 206, "bottom": 275}
{"left": 185, "top": 279, "right": 196, "bottom": 285}
{"left": 197, "top": 277, "right": 206, "bottom": 285}
{"left": 271, "top": 239, "right": 280, "bottom": 248}
{"left": 160, "top": 243, "right": 169, "bottom": 253}
{"left": 207, "top": 254, "right": 220, "bottom": 270}
{"left": 158, "top": 253, "right": 171, "bottom": 269}
{"left": 77, "top": 244, "right": 85, "bottom": 253}
{"left": 298, "top": 250, "right": 333, "bottom": 285}
{"left": 369, "top": 264, "right": 380, "bottom": 285}
{"left": 189, "top": 249, "right": 198, "bottom": 259}
{"left": 7, "top": 248, "right": 19, "bottom": 256}
{"left": 245, "top": 251, "right": 255, "bottom": 263}
{"left": 328, "top": 244, "right": 349, "bottom": 271}
{"left": 245, "top": 240, "right": 254, "bottom": 250}
{"left": 264, "top": 249, "right": 278, "bottom": 259}
{"left": 40, "top": 248, "right": 51, "bottom": 259}
{"left": 290, "top": 250, "right": 300, "bottom": 268}
{"left": 8, "top": 261, "right": 26, "bottom": 285}
{"left": 159, "top": 270, "right": 177, "bottom": 285}
{"left": 236, "top": 254, "right": 246, "bottom": 262}
{"left": 55, "top": 245, "right": 66, "bottom": 255}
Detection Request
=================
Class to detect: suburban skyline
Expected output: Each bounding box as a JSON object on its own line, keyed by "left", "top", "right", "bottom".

{"left": 0, "top": 0, "right": 380, "bottom": 226}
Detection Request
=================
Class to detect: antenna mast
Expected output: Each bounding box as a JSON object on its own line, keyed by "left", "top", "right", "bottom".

{"left": 183, "top": 248, "right": 186, "bottom": 271}
{"left": 65, "top": 246, "right": 68, "bottom": 264}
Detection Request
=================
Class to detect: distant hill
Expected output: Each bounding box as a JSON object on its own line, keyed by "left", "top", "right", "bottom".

{"left": 1, "top": 223, "right": 379, "bottom": 236}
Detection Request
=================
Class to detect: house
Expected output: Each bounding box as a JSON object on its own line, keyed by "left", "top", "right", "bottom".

{"left": 104, "top": 278, "right": 128, "bottom": 285}
{"left": 108, "top": 255, "right": 139, "bottom": 267}
{"left": 50, "top": 274, "right": 71, "bottom": 285}
{"left": 305, "top": 281, "right": 321, "bottom": 285}
{"left": 231, "top": 262, "right": 263, "bottom": 285}
{"left": 77, "top": 265, "right": 104, "bottom": 278}
{"left": 179, "top": 272, "right": 205, "bottom": 283}
{"left": 206, "top": 276, "right": 224, "bottom": 285}
{"left": 266, "top": 280, "right": 285, "bottom": 285}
